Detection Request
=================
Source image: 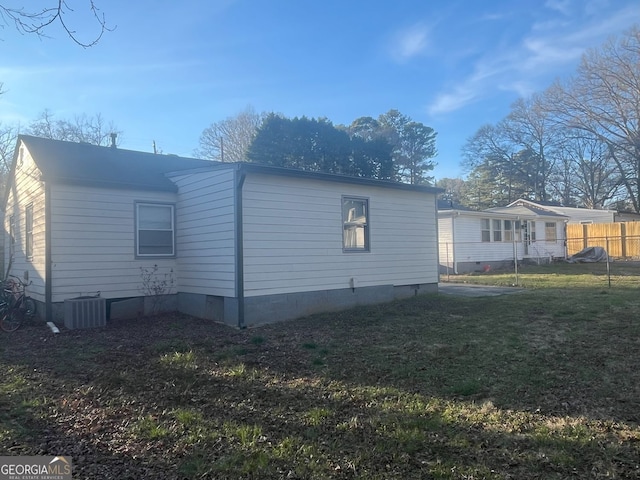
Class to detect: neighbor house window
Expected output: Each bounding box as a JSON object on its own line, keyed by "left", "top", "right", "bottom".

{"left": 504, "top": 220, "right": 513, "bottom": 242}
{"left": 492, "top": 219, "right": 502, "bottom": 242}
{"left": 25, "top": 204, "right": 33, "bottom": 260}
{"left": 530, "top": 221, "right": 536, "bottom": 242}
{"left": 545, "top": 222, "right": 557, "bottom": 242}
{"left": 481, "top": 219, "right": 491, "bottom": 242}
{"left": 342, "top": 197, "right": 369, "bottom": 251}
{"left": 136, "top": 203, "right": 175, "bottom": 256}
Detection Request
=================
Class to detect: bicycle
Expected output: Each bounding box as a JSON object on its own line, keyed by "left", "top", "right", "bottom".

{"left": 0, "top": 276, "right": 37, "bottom": 332}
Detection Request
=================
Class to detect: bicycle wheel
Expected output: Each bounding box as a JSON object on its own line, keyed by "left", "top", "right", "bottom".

{"left": 0, "top": 310, "right": 21, "bottom": 332}
{"left": 23, "top": 298, "right": 37, "bottom": 319}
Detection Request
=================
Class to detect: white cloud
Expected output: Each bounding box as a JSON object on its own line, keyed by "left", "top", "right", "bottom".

{"left": 428, "top": 86, "right": 478, "bottom": 116}
{"left": 521, "top": 37, "right": 584, "bottom": 70}
{"left": 544, "top": 0, "right": 573, "bottom": 15}
{"left": 426, "top": 2, "right": 640, "bottom": 117}
{"left": 389, "top": 23, "right": 430, "bottom": 62}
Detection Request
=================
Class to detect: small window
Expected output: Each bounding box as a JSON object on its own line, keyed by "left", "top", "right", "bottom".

{"left": 492, "top": 219, "right": 502, "bottom": 242}
{"left": 136, "top": 203, "right": 175, "bottom": 257}
{"left": 481, "top": 219, "right": 491, "bottom": 242}
{"left": 343, "top": 197, "right": 369, "bottom": 251}
{"left": 504, "top": 220, "right": 513, "bottom": 242}
{"left": 530, "top": 221, "right": 537, "bottom": 242}
{"left": 545, "top": 222, "right": 557, "bottom": 242}
{"left": 514, "top": 220, "right": 522, "bottom": 242}
{"left": 25, "top": 204, "right": 33, "bottom": 260}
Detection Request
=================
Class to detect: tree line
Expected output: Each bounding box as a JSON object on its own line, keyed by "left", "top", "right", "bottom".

{"left": 198, "top": 108, "right": 437, "bottom": 184}
{"left": 447, "top": 25, "right": 640, "bottom": 213}
{"left": 0, "top": 107, "right": 437, "bottom": 204}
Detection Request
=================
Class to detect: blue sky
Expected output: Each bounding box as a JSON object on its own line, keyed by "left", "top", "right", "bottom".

{"left": 1, "top": 0, "right": 639, "bottom": 179}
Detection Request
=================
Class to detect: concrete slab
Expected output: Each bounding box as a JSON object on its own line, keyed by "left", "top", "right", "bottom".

{"left": 438, "top": 283, "right": 524, "bottom": 297}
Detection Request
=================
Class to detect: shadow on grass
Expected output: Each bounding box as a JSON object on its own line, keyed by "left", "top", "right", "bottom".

{"left": 2, "top": 290, "right": 640, "bottom": 478}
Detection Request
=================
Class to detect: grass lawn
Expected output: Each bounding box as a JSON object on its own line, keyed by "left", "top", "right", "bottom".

{"left": 2, "top": 262, "right": 640, "bottom": 479}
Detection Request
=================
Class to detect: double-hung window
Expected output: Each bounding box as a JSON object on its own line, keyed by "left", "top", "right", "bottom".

{"left": 504, "top": 219, "right": 513, "bottom": 242}
{"left": 136, "top": 203, "right": 175, "bottom": 257}
{"left": 481, "top": 219, "right": 491, "bottom": 242}
{"left": 545, "top": 222, "right": 557, "bottom": 243}
{"left": 342, "top": 197, "right": 369, "bottom": 251}
{"left": 492, "top": 219, "right": 502, "bottom": 242}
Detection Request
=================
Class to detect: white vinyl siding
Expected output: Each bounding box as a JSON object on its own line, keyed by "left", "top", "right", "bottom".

{"left": 4, "top": 143, "right": 46, "bottom": 302}
{"left": 242, "top": 173, "right": 438, "bottom": 297}
{"left": 438, "top": 212, "right": 567, "bottom": 268}
{"left": 170, "top": 169, "right": 236, "bottom": 297}
{"left": 525, "top": 220, "right": 565, "bottom": 258}
{"left": 9, "top": 215, "right": 15, "bottom": 258}
{"left": 49, "top": 185, "right": 177, "bottom": 302}
{"left": 440, "top": 214, "right": 524, "bottom": 266}
{"left": 438, "top": 216, "right": 454, "bottom": 267}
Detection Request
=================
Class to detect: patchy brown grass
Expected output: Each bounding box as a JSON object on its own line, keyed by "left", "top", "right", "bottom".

{"left": 2, "top": 264, "right": 640, "bottom": 478}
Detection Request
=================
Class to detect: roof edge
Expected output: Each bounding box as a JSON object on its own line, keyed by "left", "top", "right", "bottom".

{"left": 169, "top": 161, "right": 443, "bottom": 194}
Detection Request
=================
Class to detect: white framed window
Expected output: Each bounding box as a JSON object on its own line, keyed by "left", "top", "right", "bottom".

{"left": 342, "top": 196, "right": 369, "bottom": 252}
{"left": 492, "top": 219, "right": 502, "bottom": 242}
{"left": 481, "top": 219, "right": 491, "bottom": 242}
{"left": 135, "top": 202, "right": 175, "bottom": 257}
{"left": 504, "top": 219, "right": 513, "bottom": 242}
{"left": 545, "top": 222, "right": 557, "bottom": 242}
{"left": 25, "top": 204, "right": 33, "bottom": 260}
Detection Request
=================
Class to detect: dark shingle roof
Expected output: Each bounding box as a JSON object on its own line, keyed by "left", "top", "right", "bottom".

{"left": 17, "top": 135, "right": 444, "bottom": 196}
{"left": 19, "top": 135, "right": 214, "bottom": 192}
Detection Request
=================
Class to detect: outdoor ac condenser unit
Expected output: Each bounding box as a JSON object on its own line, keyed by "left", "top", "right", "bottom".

{"left": 64, "top": 296, "right": 106, "bottom": 329}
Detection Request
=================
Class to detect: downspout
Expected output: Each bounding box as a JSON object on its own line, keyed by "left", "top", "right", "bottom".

{"left": 45, "top": 182, "right": 52, "bottom": 323}
{"left": 234, "top": 167, "right": 246, "bottom": 329}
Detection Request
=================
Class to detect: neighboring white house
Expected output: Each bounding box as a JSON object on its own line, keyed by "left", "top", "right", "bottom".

{"left": 4, "top": 135, "right": 443, "bottom": 327}
{"left": 438, "top": 202, "right": 568, "bottom": 274}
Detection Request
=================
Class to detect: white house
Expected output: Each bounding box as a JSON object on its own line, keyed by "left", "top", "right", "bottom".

{"left": 4, "top": 135, "right": 443, "bottom": 327}
{"left": 438, "top": 202, "right": 568, "bottom": 274}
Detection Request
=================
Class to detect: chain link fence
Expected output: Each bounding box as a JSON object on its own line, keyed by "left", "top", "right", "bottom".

{"left": 439, "top": 236, "right": 640, "bottom": 288}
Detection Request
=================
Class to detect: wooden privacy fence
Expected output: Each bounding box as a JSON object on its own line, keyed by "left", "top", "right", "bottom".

{"left": 566, "top": 222, "right": 640, "bottom": 258}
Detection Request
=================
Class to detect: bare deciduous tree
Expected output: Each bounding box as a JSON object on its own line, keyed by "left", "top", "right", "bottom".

{"left": 197, "top": 107, "right": 267, "bottom": 162}
{"left": 462, "top": 123, "right": 532, "bottom": 204}
{"left": 0, "top": 1, "right": 111, "bottom": 47}
{"left": 28, "top": 110, "right": 121, "bottom": 146}
{"left": 504, "top": 95, "right": 559, "bottom": 202}
{"left": 549, "top": 128, "right": 620, "bottom": 208}
{"left": 0, "top": 122, "right": 19, "bottom": 196}
{"left": 546, "top": 26, "right": 640, "bottom": 211}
